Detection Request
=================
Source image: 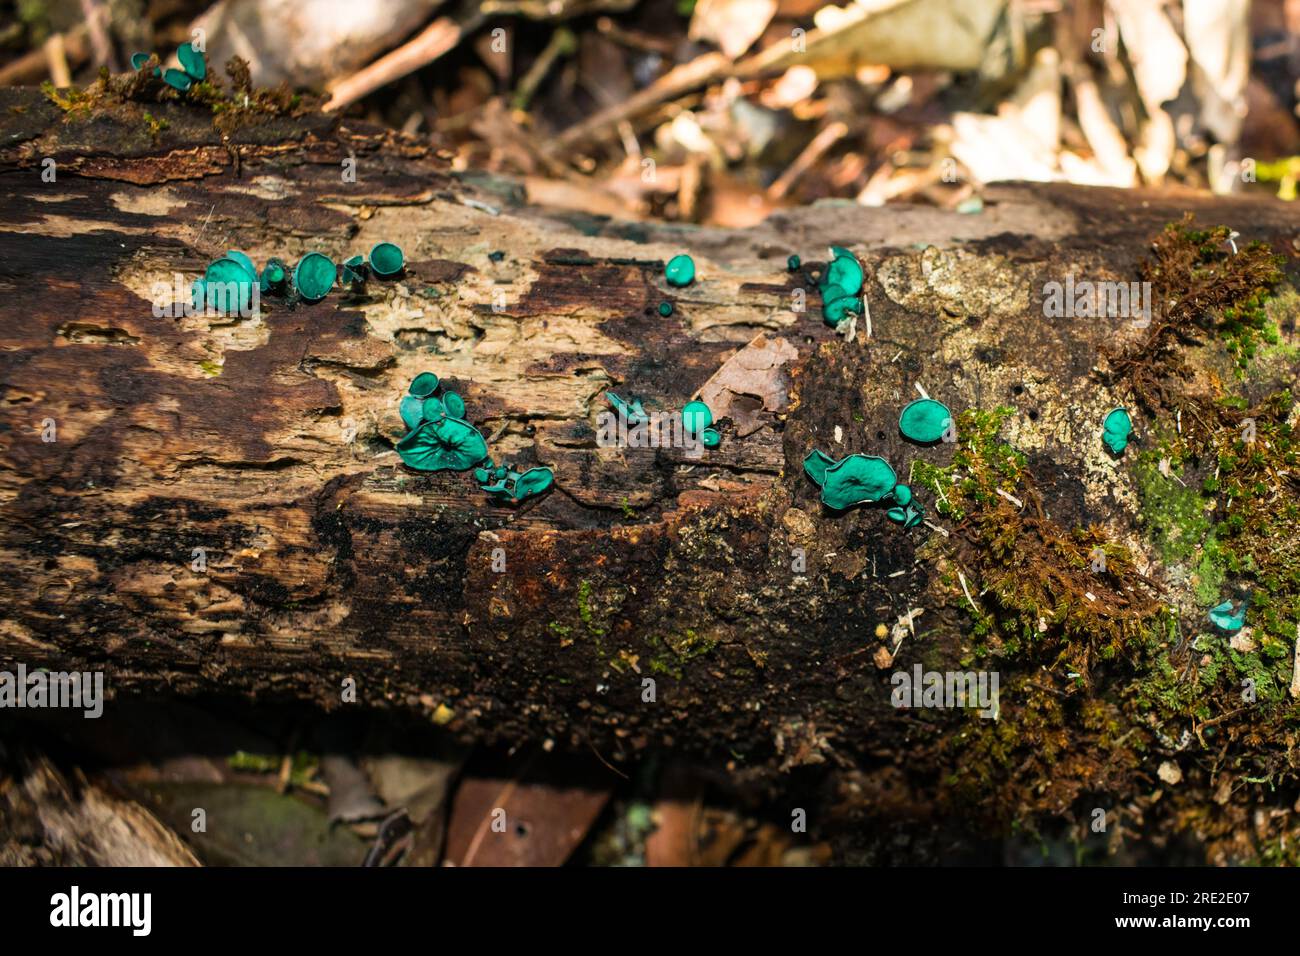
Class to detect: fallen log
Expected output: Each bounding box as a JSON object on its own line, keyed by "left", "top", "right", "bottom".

{"left": 2, "top": 77, "right": 1298, "bottom": 861}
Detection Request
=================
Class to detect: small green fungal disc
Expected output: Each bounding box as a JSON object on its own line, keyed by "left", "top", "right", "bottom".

{"left": 787, "top": 254, "right": 801, "bottom": 271}
{"left": 473, "top": 466, "right": 492, "bottom": 483}
{"left": 294, "top": 252, "right": 336, "bottom": 302}
{"left": 342, "top": 255, "right": 367, "bottom": 285}
{"left": 887, "top": 506, "right": 907, "bottom": 523}
{"left": 891, "top": 484, "right": 912, "bottom": 506}
{"left": 1208, "top": 600, "right": 1246, "bottom": 634}
{"left": 903, "top": 504, "right": 926, "bottom": 529}
{"left": 658, "top": 301, "right": 674, "bottom": 317}
{"left": 681, "top": 400, "right": 713, "bottom": 434}
{"left": 442, "top": 391, "right": 466, "bottom": 419}
{"left": 701, "top": 428, "right": 720, "bottom": 448}
{"left": 396, "top": 416, "right": 488, "bottom": 472}
{"left": 130, "top": 52, "right": 152, "bottom": 71}
{"left": 409, "top": 372, "right": 440, "bottom": 397}
{"left": 665, "top": 254, "right": 696, "bottom": 288}
{"left": 802, "top": 449, "right": 838, "bottom": 487}
{"left": 820, "top": 454, "right": 897, "bottom": 510}
{"left": 162, "top": 68, "right": 193, "bottom": 91}
{"left": 1102, "top": 407, "right": 1133, "bottom": 454}
{"left": 176, "top": 43, "right": 206, "bottom": 81}
{"left": 369, "top": 242, "right": 405, "bottom": 277}
{"left": 399, "top": 396, "right": 425, "bottom": 431}
{"left": 899, "top": 398, "right": 953, "bottom": 444}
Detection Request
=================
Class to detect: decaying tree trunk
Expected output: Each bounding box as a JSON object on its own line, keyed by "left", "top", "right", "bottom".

{"left": 2, "top": 83, "right": 1298, "bottom": 861}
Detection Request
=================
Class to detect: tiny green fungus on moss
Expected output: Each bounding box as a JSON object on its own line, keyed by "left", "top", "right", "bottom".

{"left": 1208, "top": 599, "right": 1247, "bottom": 634}
{"left": 1102, "top": 407, "right": 1133, "bottom": 455}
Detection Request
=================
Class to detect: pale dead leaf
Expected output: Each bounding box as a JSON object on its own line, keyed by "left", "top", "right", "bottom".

{"left": 696, "top": 333, "right": 799, "bottom": 436}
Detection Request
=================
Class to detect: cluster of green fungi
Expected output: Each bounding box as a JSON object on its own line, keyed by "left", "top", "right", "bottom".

{"left": 193, "top": 243, "right": 405, "bottom": 313}
{"left": 803, "top": 397, "right": 956, "bottom": 526}
{"left": 397, "top": 372, "right": 552, "bottom": 503}
{"left": 130, "top": 43, "right": 206, "bottom": 92}
{"left": 818, "top": 246, "right": 864, "bottom": 327}
{"left": 605, "top": 392, "right": 721, "bottom": 449}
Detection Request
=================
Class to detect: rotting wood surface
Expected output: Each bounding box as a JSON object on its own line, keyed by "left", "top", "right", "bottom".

{"left": 2, "top": 89, "right": 1299, "bottom": 859}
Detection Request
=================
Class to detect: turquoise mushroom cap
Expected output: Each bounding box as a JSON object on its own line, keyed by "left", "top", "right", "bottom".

{"left": 176, "top": 43, "right": 206, "bottom": 81}
{"left": 681, "top": 400, "right": 713, "bottom": 434}
{"left": 294, "top": 252, "right": 336, "bottom": 302}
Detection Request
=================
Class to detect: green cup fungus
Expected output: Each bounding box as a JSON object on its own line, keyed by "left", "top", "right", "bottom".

{"left": 665, "top": 254, "right": 696, "bottom": 288}
{"left": 397, "top": 415, "right": 488, "bottom": 472}
{"left": 260, "top": 258, "right": 287, "bottom": 294}
{"left": 804, "top": 449, "right": 897, "bottom": 510}
{"left": 196, "top": 254, "right": 256, "bottom": 313}
{"left": 818, "top": 246, "right": 864, "bottom": 328}
{"left": 475, "top": 459, "right": 555, "bottom": 503}
{"left": 787, "top": 254, "right": 801, "bottom": 271}
{"left": 658, "top": 301, "right": 674, "bottom": 317}
{"left": 409, "top": 372, "right": 440, "bottom": 398}
{"left": 443, "top": 391, "right": 466, "bottom": 419}
{"left": 369, "top": 242, "right": 405, "bottom": 278}
{"left": 162, "top": 68, "right": 193, "bottom": 91}
{"left": 681, "top": 399, "right": 720, "bottom": 449}
{"left": 399, "top": 396, "right": 425, "bottom": 431}
{"left": 1102, "top": 407, "right": 1133, "bottom": 455}
{"left": 342, "top": 255, "right": 367, "bottom": 287}
{"left": 134, "top": 44, "right": 207, "bottom": 91}
{"left": 898, "top": 398, "right": 953, "bottom": 444}
{"left": 606, "top": 391, "right": 649, "bottom": 425}
{"left": 1207, "top": 599, "right": 1247, "bottom": 634}
{"left": 294, "top": 252, "right": 336, "bottom": 302}
{"left": 396, "top": 372, "right": 488, "bottom": 473}
{"left": 176, "top": 42, "right": 207, "bottom": 81}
